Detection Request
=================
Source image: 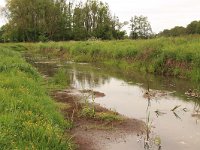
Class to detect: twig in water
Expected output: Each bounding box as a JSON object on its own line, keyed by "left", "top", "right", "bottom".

{"left": 171, "top": 105, "right": 181, "bottom": 111}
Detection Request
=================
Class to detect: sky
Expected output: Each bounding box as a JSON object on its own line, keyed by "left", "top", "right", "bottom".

{"left": 0, "top": 0, "right": 200, "bottom": 33}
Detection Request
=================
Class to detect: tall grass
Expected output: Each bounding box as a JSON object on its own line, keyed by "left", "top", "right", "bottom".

{"left": 4, "top": 35, "right": 200, "bottom": 81}
{"left": 0, "top": 47, "right": 73, "bottom": 149}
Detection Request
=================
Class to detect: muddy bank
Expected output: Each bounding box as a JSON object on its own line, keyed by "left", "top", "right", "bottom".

{"left": 79, "top": 89, "right": 106, "bottom": 98}
{"left": 51, "top": 89, "right": 145, "bottom": 150}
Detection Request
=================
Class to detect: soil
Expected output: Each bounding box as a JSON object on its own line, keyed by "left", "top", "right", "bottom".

{"left": 79, "top": 89, "right": 106, "bottom": 98}
{"left": 51, "top": 89, "right": 145, "bottom": 150}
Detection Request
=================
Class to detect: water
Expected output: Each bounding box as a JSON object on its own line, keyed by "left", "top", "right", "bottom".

{"left": 29, "top": 57, "right": 200, "bottom": 150}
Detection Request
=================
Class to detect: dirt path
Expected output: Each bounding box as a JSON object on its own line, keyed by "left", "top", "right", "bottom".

{"left": 51, "top": 89, "right": 145, "bottom": 150}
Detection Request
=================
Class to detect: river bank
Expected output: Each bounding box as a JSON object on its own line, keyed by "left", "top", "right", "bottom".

{"left": 0, "top": 45, "right": 146, "bottom": 149}
{"left": 25, "top": 53, "right": 146, "bottom": 150}
{"left": 25, "top": 52, "right": 200, "bottom": 150}
{"left": 0, "top": 46, "right": 73, "bottom": 149}
{"left": 18, "top": 35, "right": 200, "bottom": 83}
{"left": 1, "top": 36, "right": 200, "bottom": 149}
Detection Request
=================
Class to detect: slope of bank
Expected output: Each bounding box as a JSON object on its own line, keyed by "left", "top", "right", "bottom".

{"left": 0, "top": 46, "right": 73, "bottom": 149}
{"left": 21, "top": 35, "right": 200, "bottom": 82}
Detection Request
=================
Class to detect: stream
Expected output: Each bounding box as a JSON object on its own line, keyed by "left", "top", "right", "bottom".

{"left": 28, "top": 56, "right": 200, "bottom": 150}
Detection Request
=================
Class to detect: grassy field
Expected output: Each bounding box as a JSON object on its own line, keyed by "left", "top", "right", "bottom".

{"left": 16, "top": 35, "right": 200, "bottom": 82}
{"left": 0, "top": 46, "right": 73, "bottom": 149}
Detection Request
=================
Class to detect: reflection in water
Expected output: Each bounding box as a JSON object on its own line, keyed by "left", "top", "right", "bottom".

{"left": 71, "top": 68, "right": 110, "bottom": 89}
{"left": 27, "top": 56, "right": 200, "bottom": 150}
{"left": 192, "top": 101, "right": 200, "bottom": 124}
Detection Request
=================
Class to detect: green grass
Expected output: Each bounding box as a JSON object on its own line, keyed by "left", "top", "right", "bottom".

{"left": 0, "top": 47, "right": 73, "bottom": 149}
{"left": 80, "top": 103, "right": 122, "bottom": 122}
{"left": 95, "top": 112, "right": 123, "bottom": 122}
{"left": 80, "top": 105, "right": 122, "bottom": 122}
{"left": 15, "top": 35, "right": 200, "bottom": 82}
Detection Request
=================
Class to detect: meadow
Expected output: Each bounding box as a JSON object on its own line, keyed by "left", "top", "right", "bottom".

{"left": 0, "top": 46, "right": 73, "bottom": 149}
{"left": 21, "top": 35, "right": 200, "bottom": 82}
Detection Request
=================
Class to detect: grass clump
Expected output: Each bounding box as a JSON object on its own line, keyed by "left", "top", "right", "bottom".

{"left": 81, "top": 105, "right": 95, "bottom": 118}
{"left": 80, "top": 105, "right": 122, "bottom": 122}
{"left": 95, "top": 112, "right": 123, "bottom": 122}
{"left": 0, "top": 47, "right": 74, "bottom": 149}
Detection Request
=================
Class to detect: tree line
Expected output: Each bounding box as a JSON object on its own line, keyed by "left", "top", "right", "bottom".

{"left": 0, "top": 0, "right": 127, "bottom": 42}
{"left": 159, "top": 20, "right": 200, "bottom": 37}
{"left": 2, "top": 0, "right": 200, "bottom": 42}
{"left": 0, "top": 0, "right": 155, "bottom": 42}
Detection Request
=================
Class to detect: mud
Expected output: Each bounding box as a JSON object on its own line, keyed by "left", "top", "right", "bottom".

{"left": 51, "top": 89, "right": 145, "bottom": 150}
{"left": 79, "top": 89, "right": 106, "bottom": 98}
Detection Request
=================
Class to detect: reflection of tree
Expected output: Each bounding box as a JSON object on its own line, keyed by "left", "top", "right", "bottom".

{"left": 70, "top": 67, "right": 110, "bottom": 89}
{"left": 191, "top": 101, "right": 200, "bottom": 123}
{"left": 32, "top": 63, "right": 56, "bottom": 77}
{"left": 193, "top": 101, "right": 200, "bottom": 113}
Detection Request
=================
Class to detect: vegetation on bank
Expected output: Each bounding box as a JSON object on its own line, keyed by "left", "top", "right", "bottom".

{"left": 20, "top": 35, "right": 200, "bottom": 82}
{"left": 0, "top": 46, "right": 73, "bottom": 149}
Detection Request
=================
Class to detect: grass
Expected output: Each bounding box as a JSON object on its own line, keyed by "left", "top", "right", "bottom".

{"left": 95, "top": 112, "right": 123, "bottom": 122}
{"left": 12, "top": 35, "right": 200, "bottom": 82}
{"left": 80, "top": 105, "right": 122, "bottom": 122}
{"left": 80, "top": 97, "right": 122, "bottom": 122}
{"left": 0, "top": 47, "right": 73, "bottom": 149}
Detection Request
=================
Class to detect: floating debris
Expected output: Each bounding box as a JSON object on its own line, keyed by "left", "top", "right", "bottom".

{"left": 171, "top": 105, "right": 181, "bottom": 111}
{"left": 173, "top": 112, "right": 182, "bottom": 120}
{"left": 155, "top": 110, "right": 166, "bottom": 117}
{"left": 183, "top": 108, "right": 188, "bottom": 112}
{"left": 143, "top": 89, "right": 173, "bottom": 99}
{"left": 79, "top": 89, "right": 106, "bottom": 98}
{"left": 185, "top": 89, "right": 200, "bottom": 98}
{"left": 136, "top": 83, "right": 143, "bottom": 86}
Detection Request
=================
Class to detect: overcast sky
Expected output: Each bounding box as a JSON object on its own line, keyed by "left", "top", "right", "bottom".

{"left": 0, "top": 0, "right": 200, "bottom": 33}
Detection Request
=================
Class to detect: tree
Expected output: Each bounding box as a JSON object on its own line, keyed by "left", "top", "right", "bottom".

{"left": 159, "top": 26, "right": 186, "bottom": 37}
{"left": 0, "top": 25, "right": 6, "bottom": 42}
{"left": 111, "top": 15, "right": 128, "bottom": 39}
{"left": 73, "top": 2, "right": 87, "bottom": 40}
{"left": 186, "top": 21, "right": 200, "bottom": 34}
{"left": 159, "top": 20, "right": 200, "bottom": 37}
{"left": 2, "top": 0, "right": 125, "bottom": 42}
{"left": 130, "top": 16, "right": 153, "bottom": 39}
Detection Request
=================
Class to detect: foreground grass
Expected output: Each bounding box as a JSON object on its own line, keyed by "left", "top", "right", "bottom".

{"left": 18, "top": 35, "right": 200, "bottom": 82}
{"left": 0, "top": 47, "right": 73, "bottom": 149}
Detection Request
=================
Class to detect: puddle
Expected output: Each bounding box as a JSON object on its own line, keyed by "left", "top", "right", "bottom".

{"left": 27, "top": 56, "right": 200, "bottom": 150}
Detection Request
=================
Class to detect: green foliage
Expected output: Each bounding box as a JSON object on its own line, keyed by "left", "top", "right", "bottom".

{"left": 130, "top": 16, "right": 153, "bottom": 39}
{"left": 20, "top": 35, "right": 200, "bottom": 81}
{"left": 187, "top": 21, "right": 200, "bottom": 34}
{"left": 159, "top": 20, "right": 200, "bottom": 37}
{"left": 95, "top": 112, "right": 122, "bottom": 122}
{"left": 0, "top": 47, "right": 73, "bottom": 149}
{"left": 81, "top": 106, "right": 95, "bottom": 118}
{"left": 1, "top": 0, "right": 126, "bottom": 42}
